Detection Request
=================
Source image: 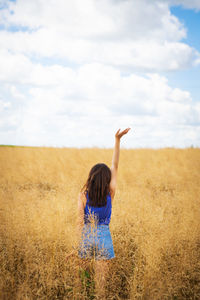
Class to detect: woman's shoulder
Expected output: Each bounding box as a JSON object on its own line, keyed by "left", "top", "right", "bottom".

{"left": 78, "top": 190, "right": 87, "bottom": 207}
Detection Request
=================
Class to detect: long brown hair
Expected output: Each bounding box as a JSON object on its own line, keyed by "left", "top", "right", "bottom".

{"left": 82, "top": 163, "right": 111, "bottom": 207}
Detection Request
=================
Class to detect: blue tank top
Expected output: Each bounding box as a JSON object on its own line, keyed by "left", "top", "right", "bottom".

{"left": 84, "top": 192, "right": 112, "bottom": 225}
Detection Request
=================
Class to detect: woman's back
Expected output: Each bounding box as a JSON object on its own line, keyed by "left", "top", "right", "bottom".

{"left": 84, "top": 192, "right": 112, "bottom": 225}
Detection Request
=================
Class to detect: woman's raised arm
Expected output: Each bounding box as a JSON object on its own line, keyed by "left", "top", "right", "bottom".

{"left": 110, "top": 128, "right": 131, "bottom": 200}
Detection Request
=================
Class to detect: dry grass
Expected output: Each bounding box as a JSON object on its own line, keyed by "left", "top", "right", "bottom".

{"left": 0, "top": 146, "right": 200, "bottom": 299}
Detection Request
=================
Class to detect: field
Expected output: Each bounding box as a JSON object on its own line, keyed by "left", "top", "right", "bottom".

{"left": 0, "top": 146, "right": 200, "bottom": 299}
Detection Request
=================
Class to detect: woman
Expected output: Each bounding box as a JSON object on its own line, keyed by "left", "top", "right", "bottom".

{"left": 78, "top": 162, "right": 115, "bottom": 260}
{"left": 77, "top": 128, "right": 130, "bottom": 298}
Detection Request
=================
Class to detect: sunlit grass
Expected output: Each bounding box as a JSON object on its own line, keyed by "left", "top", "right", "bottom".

{"left": 0, "top": 146, "right": 200, "bottom": 299}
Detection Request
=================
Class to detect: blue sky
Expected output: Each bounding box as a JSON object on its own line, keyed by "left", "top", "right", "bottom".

{"left": 171, "top": 6, "right": 200, "bottom": 51}
{"left": 0, "top": 0, "right": 199, "bottom": 148}
{"left": 166, "top": 6, "right": 200, "bottom": 102}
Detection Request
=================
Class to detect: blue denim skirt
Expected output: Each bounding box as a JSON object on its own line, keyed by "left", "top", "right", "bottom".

{"left": 78, "top": 224, "right": 115, "bottom": 260}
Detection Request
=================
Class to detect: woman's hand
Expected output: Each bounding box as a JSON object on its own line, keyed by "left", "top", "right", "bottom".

{"left": 115, "top": 128, "right": 131, "bottom": 140}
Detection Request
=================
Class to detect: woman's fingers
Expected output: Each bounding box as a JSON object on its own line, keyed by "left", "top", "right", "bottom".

{"left": 121, "top": 128, "right": 131, "bottom": 135}
{"left": 115, "top": 128, "right": 131, "bottom": 138}
{"left": 115, "top": 129, "right": 121, "bottom": 137}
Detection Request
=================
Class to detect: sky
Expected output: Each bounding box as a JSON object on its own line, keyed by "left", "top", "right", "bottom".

{"left": 0, "top": 0, "right": 200, "bottom": 148}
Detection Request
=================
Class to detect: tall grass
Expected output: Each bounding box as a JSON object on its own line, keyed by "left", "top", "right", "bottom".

{"left": 0, "top": 147, "right": 200, "bottom": 299}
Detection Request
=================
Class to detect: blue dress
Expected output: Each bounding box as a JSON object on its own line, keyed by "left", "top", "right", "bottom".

{"left": 78, "top": 192, "right": 115, "bottom": 260}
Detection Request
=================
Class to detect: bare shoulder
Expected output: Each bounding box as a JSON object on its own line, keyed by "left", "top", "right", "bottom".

{"left": 78, "top": 191, "right": 87, "bottom": 208}
{"left": 109, "top": 187, "right": 115, "bottom": 203}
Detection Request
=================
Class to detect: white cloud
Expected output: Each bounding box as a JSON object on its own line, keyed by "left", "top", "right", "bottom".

{"left": 0, "top": 55, "right": 199, "bottom": 147}
{"left": 168, "top": 0, "right": 200, "bottom": 10}
{"left": 0, "top": 0, "right": 200, "bottom": 147}
{"left": 0, "top": 0, "right": 199, "bottom": 71}
{"left": 2, "top": 0, "right": 185, "bottom": 40}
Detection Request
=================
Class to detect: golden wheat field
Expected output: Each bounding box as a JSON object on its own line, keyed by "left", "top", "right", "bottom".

{"left": 0, "top": 146, "right": 200, "bottom": 299}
